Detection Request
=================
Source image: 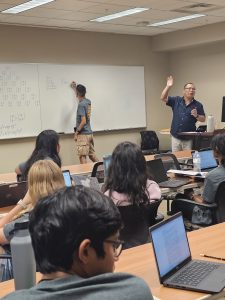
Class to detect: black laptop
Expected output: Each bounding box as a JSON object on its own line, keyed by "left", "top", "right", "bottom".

{"left": 146, "top": 159, "right": 190, "bottom": 188}
{"left": 0, "top": 181, "right": 27, "bottom": 208}
{"left": 149, "top": 213, "right": 225, "bottom": 293}
{"left": 193, "top": 149, "right": 218, "bottom": 172}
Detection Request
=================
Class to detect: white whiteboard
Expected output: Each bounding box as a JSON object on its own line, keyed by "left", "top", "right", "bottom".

{"left": 0, "top": 63, "right": 146, "bottom": 139}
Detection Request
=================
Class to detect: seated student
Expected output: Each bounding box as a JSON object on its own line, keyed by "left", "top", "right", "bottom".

{"left": 104, "top": 142, "right": 161, "bottom": 248}
{"left": 15, "top": 129, "right": 61, "bottom": 181}
{"left": 181, "top": 133, "right": 225, "bottom": 204}
{"left": 2, "top": 186, "right": 153, "bottom": 300}
{"left": 104, "top": 142, "right": 161, "bottom": 206}
{"left": 0, "top": 160, "right": 65, "bottom": 250}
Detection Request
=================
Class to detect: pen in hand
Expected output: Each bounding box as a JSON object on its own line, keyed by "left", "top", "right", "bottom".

{"left": 200, "top": 254, "right": 225, "bottom": 261}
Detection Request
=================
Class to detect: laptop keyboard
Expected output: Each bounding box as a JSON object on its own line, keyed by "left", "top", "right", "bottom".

{"left": 172, "top": 261, "right": 219, "bottom": 286}
{"left": 159, "top": 178, "right": 190, "bottom": 188}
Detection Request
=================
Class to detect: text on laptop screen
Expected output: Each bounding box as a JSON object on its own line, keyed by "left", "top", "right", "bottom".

{"left": 199, "top": 150, "right": 217, "bottom": 170}
{"left": 151, "top": 215, "right": 190, "bottom": 277}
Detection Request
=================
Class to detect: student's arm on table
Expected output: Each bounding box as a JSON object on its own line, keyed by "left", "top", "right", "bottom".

{"left": 0, "top": 228, "right": 9, "bottom": 245}
{"left": 0, "top": 191, "right": 32, "bottom": 228}
{"left": 15, "top": 166, "right": 21, "bottom": 175}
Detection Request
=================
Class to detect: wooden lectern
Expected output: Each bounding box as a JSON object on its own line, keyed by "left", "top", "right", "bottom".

{"left": 178, "top": 129, "right": 225, "bottom": 150}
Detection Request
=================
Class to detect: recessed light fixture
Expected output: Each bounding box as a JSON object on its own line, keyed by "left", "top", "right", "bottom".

{"left": 90, "top": 7, "right": 149, "bottom": 22}
{"left": 148, "top": 14, "right": 205, "bottom": 27}
{"left": 1, "top": 0, "right": 55, "bottom": 14}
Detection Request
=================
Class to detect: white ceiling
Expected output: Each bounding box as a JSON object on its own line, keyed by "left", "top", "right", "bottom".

{"left": 0, "top": 0, "right": 225, "bottom": 36}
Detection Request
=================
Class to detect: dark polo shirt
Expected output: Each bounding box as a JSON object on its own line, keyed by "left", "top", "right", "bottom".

{"left": 167, "top": 96, "right": 205, "bottom": 140}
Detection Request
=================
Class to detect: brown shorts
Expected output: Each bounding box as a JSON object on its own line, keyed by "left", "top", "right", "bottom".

{"left": 76, "top": 134, "right": 96, "bottom": 157}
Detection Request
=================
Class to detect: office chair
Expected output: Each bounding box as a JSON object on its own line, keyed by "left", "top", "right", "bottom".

{"left": 140, "top": 130, "right": 160, "bottom": 155}
{"left": 154, "top": 153, "right": 181, "bottom": 171}
{"left": 91, "top": 161, "right": 104, "bottom": 183}
{"left": 170, "top": 181, "right": 225, "bottom": 229}
{"left": 118, "top": 200, "right": 163, "bottom": 249}
{"left": 154, "top": 153, "right": 193, "bottom": 171}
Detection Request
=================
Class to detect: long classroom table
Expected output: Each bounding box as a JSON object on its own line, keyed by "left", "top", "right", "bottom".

{"left": 0, "top": 150, "right": 192, "bottom": 183}
{"left": 0, "top": 222, "right": 224, "bottom": 299}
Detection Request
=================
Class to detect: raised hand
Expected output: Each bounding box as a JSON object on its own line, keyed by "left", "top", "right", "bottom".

{"left": 71, "top": 81, "right": 77, "bottom": 90}
{"left": 166, "top": 75, "right": 174, "bottom": 88}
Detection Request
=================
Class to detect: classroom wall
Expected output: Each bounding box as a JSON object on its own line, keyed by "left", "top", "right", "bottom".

{"left": 0, "top": 24, "right": 170, "bottom": 173}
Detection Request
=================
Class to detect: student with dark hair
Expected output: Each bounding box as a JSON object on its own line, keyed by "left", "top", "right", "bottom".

{"left": 71, "top": 81, "right": 98, "bottom": 164}
{"left": 104, "top": 142, "right": 161, "bottom": 206}
{"left": 2, "top": 186, "right": 153, "bottom": 300}
{"left": 104, "top": 142, "right": 161, "bottom": 248}
{"left": 188, "top": 133, "right": 225, "bottom": 204}
{"left": 160, "top": 75, "right": 205, "bottom": 151}
{"left": 15, "top": 129, "right": 61, "bottom": 181}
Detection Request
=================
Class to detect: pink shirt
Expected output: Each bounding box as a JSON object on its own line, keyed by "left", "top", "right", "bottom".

{"left": 105, "top": 179, "right": 161, "bottom": 206}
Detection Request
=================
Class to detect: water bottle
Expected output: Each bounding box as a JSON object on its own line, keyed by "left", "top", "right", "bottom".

{"left": 193, "top": 151, "right": 201, "bottom": 172}
{"left": 10, "top": 220, "right": 36, "bottom": 290}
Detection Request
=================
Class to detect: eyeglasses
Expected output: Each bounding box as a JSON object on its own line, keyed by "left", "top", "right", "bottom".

{"left": 104, "top": 239, "right": 124, "bottom": 257}
{"left": 185, "top": 87, "right": 196, "bottom": 91}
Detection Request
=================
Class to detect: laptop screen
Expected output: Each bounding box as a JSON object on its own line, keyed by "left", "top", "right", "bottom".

{"left": 103, "top": 154, "right": 112, "bottom": 178}
{"left": 150, "top": 214, "right": 190, "bottom": 278}
{"left": 198, "top": 150, "right": 217, "bottom": 170}
{"left": 146, "top": 159, "right": 168, "bottom": 183}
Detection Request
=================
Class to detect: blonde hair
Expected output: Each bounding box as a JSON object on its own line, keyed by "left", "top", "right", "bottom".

{"left": 13, "top": 160, "right": 65, "bottom": 220}
{"left": 28, "top": 159, "right": 65, "bottom": 206}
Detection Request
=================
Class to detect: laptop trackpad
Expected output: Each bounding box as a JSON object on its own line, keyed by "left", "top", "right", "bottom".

{"left": 198, "top": 267, "right": 225, "bottom": 293}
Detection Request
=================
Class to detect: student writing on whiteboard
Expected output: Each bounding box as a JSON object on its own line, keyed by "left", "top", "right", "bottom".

{"left": 71, "top": 82, "right": 98, "bottom": 164}
{"left": 160, "top": 76, "right": 205, "bottom": 151}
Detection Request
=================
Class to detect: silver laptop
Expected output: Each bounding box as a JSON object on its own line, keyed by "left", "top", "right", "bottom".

{"left": 149, "top": 212, "right": 225, "bottom": 293}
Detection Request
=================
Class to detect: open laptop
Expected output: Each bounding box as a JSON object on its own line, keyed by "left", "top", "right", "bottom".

{"left": 0, "top": 181, "right": 27, "bottom": 208}
{"left": 146, "top": 159, "right": 190, "bottom": 188}
{"left": 194, "top": 149, "right": 218, "bottom": 172}
{"left": 149, "top": 212, "right": 225, "bottom": 293}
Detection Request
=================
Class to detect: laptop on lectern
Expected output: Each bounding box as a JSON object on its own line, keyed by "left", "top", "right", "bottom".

{"left": 149, "top": 213, "right": 225, "bottom": 293}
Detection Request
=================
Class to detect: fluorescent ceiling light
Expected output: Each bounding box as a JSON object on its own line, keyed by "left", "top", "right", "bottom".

{"left": 1, "top": 0, "right": 54, "bottom": 14}
{"left": 90, "top": 7, "right": 149, "bottom": 22}
{"left": 148, "top": 14, "right": 205, "bottom": 27}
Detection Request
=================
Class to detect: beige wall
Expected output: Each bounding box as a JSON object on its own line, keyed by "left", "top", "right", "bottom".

{"left": 0, "top": 25, "right": 170, "bottom": 173}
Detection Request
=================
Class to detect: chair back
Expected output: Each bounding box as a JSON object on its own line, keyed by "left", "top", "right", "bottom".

{"left": 118, "top": 200, "right": 162, "bottom": 249}
{"left": 215, "top": 181, "right": 225, "bottom": 223}
{"left": 154, "top": 153, "right": 181, "bottom": 171}
{"left": 140, "top": 130, "right": 159, "bottom": 154}
{"left": 91, "top": 162, "right": 104, "bottom": 183}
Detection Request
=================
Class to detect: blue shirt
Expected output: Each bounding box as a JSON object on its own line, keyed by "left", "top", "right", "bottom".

{"left": 167, "top": 96, "right": 205, "bottom": 139}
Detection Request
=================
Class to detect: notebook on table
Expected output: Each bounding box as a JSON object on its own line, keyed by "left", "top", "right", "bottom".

{"left": 149, "top": 213, "right": 225, "bottom": 293}
{"left": 0, "top": 181, "right": 27, "bottom": 208}
{"left": 146, "top": 159, "right": 190, "bottom": 188}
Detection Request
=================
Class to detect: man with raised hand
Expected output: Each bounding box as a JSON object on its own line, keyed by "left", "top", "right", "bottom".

{"left": 161, "top": 75, "right": 205, "bottom": 151}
